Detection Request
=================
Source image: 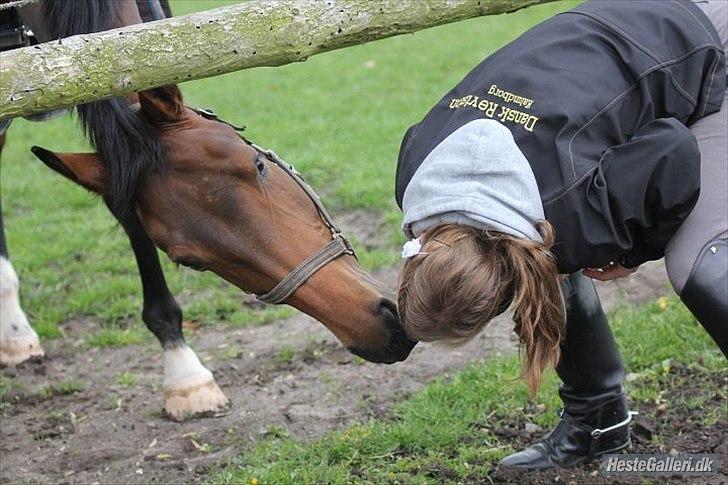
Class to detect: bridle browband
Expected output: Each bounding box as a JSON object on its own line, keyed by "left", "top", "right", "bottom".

{"left": 189, "top": 107, "right": 356, "bottom": 304}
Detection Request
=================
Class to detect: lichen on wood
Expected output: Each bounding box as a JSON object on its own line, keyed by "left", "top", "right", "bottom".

{"left": 0, "top": 0, "right": 554, "bottom": 120}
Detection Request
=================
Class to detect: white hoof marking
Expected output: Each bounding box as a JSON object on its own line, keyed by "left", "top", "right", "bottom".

{"left": 0, "top": 257, "right": 44, "bottom": 366}
{"left": 163, "top": 345, "right": 230, "bottom": 421}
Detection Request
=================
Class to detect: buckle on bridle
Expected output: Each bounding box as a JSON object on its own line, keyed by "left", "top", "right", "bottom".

{"left": 333, "top": 232, "right": 356, "bottom": 256}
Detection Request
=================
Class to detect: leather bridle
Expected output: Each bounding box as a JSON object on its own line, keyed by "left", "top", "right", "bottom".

{"left": 190, "top": 107, "right": 356, "bottom": 304}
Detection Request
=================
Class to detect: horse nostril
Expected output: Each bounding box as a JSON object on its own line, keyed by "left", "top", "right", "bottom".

{"left": 346, "top": 298, "right": 418, "bottom": 364}
{"left": 377, "top": 298, "right": 400, "bottom": 327}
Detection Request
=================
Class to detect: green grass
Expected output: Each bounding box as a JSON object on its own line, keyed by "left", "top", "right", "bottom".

{"left": 115, "top": 371, "right": 137, "bottom": 388}
{"left": 215, "top": 344, "right": 243, "bottom": 361}
{"left": 1, "top": 0, "right": 578, "bottom": 341}
{"left": 38, "top": 378, "right": 85, "bottom": 399}
{"left": 84, "top": 326, "right": 147, "bottom": 347}
{"left": 275, "top": 346, "right": 296, "bottom": 365}
{"left": 0, "top": 375, "right": 16, "bottom": 399}
{"left": 210, "top": 297, "right": 726, "bottom": 484}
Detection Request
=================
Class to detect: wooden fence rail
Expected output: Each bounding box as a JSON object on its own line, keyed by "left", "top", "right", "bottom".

{"left": 0, "top": 0, "right": 553, "bottom": 120}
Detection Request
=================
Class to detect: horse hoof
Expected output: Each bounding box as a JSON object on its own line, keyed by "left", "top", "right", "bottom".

{"left": 0, "top": 334, "right": 45, "bottom": 367}
{"left": 163, "top": 375, "right": 231, "bottom": 421}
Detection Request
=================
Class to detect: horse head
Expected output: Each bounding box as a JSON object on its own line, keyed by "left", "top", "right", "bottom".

{"left": 31, "top": 85, "right": 417, "bottom": 364}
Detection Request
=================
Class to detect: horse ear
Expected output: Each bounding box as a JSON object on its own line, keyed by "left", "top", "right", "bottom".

{"left": 138, "top": 85, "right": 184, "bottom": 124}
{"left": 31, "top": 146, "right": 107, "bottom": 194}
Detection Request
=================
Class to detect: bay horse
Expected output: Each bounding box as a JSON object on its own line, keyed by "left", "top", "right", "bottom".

{"left": 0, "top": 0, "right": 416, "bottom": 421}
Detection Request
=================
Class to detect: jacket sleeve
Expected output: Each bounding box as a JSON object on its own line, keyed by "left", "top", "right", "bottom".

{"left": 600, "top": 117, "right": 701, "bottom": 268}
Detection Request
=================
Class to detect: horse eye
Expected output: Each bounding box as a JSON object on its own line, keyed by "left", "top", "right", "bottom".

{"left": 254, "top": 154, "right": 266, "bottom": 176}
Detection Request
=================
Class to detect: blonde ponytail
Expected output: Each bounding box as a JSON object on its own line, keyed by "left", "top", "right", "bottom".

{"left": 505, "top": 221, "right": 565, "bottom": 395}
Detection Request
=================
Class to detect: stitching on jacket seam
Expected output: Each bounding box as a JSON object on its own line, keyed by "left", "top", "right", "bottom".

{"left": 566, "top": 44, "right": 719, "bottom": 181}
{"left": 576, "top": 10, "right": 708, "bottom": 102}
{"left": 672, "top": 0, "right": 722, "bottom": 45}
{"left": 544, "top": 166, "right": 598, "bottom": 207}
{"left": 699, "top": 55, "right": 720, "bottom": 117}
{"left": 574, "top": 11, "right": 663, "bottom": 62}
{"left": 668, "top": 72, "right": 698, "bottom": 106}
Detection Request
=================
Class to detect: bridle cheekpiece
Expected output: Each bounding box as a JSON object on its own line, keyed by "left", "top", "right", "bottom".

{"left": 190, "top": 106, "right": 356, "bottom": 304}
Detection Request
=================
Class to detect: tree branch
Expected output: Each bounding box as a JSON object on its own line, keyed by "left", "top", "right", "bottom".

{"left": 0, "top": 0, "right": 554, "bottom": 120}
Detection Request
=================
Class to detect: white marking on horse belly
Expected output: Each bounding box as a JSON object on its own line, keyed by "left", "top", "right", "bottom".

{"left": 163, "top": 344, "right": 213, "bottom": 388}
{"left": 1, "top": 257, "right": 43, "bottom": 365}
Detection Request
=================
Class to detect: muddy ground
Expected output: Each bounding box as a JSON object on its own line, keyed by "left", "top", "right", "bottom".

{"left": 488, "top": 364, "right": 727, "bottom": 484}
{"left": 0, "top": 255, "right": 684, "bottom": 484}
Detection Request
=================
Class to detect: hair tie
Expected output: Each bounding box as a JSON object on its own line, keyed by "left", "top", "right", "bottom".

{"left": 402, "top": 237, "right": 427, "bottom": 258}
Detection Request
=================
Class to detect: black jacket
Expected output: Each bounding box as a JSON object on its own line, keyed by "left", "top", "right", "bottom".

{"left": 396, "top": 0, "right": 726, "bottom": 273}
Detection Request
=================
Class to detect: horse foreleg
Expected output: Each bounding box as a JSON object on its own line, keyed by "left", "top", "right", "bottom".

{"left": 121, "top": 214, "right": 229, "bottom": 421}
{"left": 0, "top": 133, "right": 45, "bottom": 366}
{"left": 0, "top": 243, "right": 45, "bottom": 366}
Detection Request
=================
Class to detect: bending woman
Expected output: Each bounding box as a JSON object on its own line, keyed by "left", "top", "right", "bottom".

{"left": 395, "top": 0, "right": 726, "bottom": 470}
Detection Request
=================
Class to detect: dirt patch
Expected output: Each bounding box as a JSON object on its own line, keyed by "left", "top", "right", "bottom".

{"left": 0, "top": 261, "right": 675, "bottom": 484}
{"left": 337, "top": 209, "right": 391, "bottom": 250}
{"left": 488, "top": 365, "right": 727, "bottom": 484}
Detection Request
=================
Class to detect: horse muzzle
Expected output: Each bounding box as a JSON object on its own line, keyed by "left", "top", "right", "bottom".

{"left": 347, "top": 298, "right": 418, "bottom": 364}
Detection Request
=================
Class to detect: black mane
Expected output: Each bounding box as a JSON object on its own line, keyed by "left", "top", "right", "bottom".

{"left": 43, "top": 0, "right": 166, "bottom": 221}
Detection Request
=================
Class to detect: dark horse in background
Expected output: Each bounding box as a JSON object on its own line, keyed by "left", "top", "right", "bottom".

{"left": 0, "top": 0, "right": 415, "bottom": 420}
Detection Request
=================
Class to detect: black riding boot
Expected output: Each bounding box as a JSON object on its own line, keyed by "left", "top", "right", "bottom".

{"left": 499, "top": 272, "right": 634, "bottom": 469}
{"left": 680, "top": 238, "right": 728, "bottom": 357}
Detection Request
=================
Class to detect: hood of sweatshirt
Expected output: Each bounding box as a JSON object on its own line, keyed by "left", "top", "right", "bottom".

{"left": 402, "top": 119, "right": 544, "bottom": 242}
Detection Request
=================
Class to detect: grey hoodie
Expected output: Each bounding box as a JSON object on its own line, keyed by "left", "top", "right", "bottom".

{"left": 402, "top": 119, "right": 544, "bottom": 242}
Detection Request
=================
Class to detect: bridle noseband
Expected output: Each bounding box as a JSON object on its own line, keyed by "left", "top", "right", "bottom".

{"left": 190, "top": 107, "right": 356, "bottom": 304}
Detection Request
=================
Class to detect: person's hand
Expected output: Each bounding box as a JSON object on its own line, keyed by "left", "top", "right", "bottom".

{"left": 582, "top": 262, "right": 637, "bottom": 281}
